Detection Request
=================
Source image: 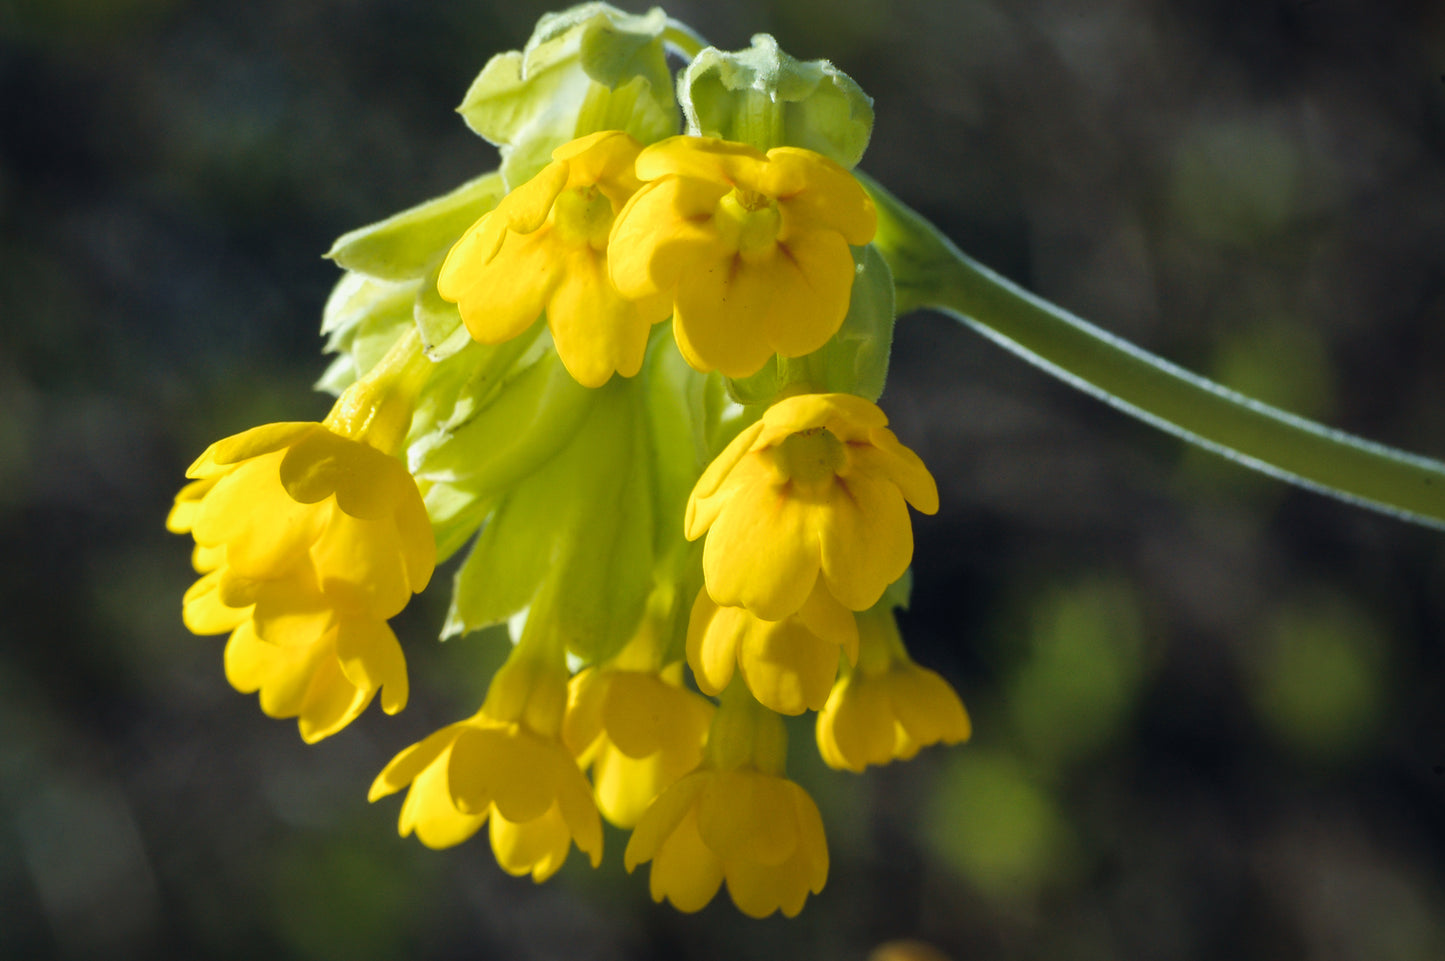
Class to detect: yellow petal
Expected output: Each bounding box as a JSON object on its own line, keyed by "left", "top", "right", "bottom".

{"left": 891, "top": 665, "right": 971, "bottom": 748}
{"left": 818, "top": 471, "right": 912, "bottom": 611}
{"left": 684, "top": 421, "right": 766, "bottom": 540}
{"left": 448, "top": 229, "right": 559, "bottom": 346}
{"left": 437, "top": 211, "right": 508, "bottom": 299}
{"left": 608, "top": 176, "right": 731, "bottom": 300}
{"left": 625, "top": 771, "right": 708, "bottom": 872}
{"left": 309, "top": 510, "right": 413, "bottom": 620}
{"left": 449, "top": 727, "right": 554, "bottom": 822}
{"left": 187, "top": 422, "right": 317, "bottom": 478}
{"left": 855, "top": 427, "right": 939, "bottom": 514}
{"left": 737, "top": 614, "right": 840, "bottom": 715}
{"left": 702, "top": 486, "right": 820, "bottom": 620}
{"left": 333, "top": 615, "right": 408, "bottom": 715}
{"left": 554, "top": 759, "right": 604, "bottom": 868}
{"left": 562, "top": 667, "right": 608, "bottom": 758}
{"left": 546, "top": 248, "right": 653, "bottom": 387}
{"left": 793, "top": 583, "right": 860, "bottom": 661}
{"left": 670, "top": 251, "right": 781, "bottom": 378}
{"left": 369, "top": 721, "right": 469, "bottom": 802}
{"left": 593, "top": 746, "right": 665, "bottom": 829}
{"left": 823, "top": 676, "right": 895, "bottom": 770}
{"left": 278, "top": 430, "right": 406, "bottom": 519}
{"left": 182, "top": 570, "right": 249, "bottom": 636}
{"left": 392, "top": 480, "right": 436, "bottom": 594}
{"left": 250, "top": 578, "right": 335, "bottom": 647}
{"left": 766, "top": 147, "right": 877, "bottom": 246}
{"left": 648, "top": 805, "right": 724, "bottom": 913}
{"left": 192, "top": 454, "right": 323, "bottom": 578}
{"left": 255, "top": 627, "right": 333, "bottom": 719}
{"left": 399, "top": 749, "right": 486, "bottom": 849}
{"left": 634, "top": 135, "right": 767, "bottom": 184}
{"left": 497, "top": 158, "right": 571, "bottom": 234}
{"left": 685, "top": 589, "right": 740, "bottom": 696}
{"left": 167, "top": 477, "right": 218, "bottom": 533}
{"left": 553, "top": 129, "right": 644, "bottom": 199}
{"left": 297, "top": 655, "right": 370, "bottom": 743}
{"left": 221, "top": 621, "right": 269, "bottom": 696}
{"left": 696, "top": 770, "right": 798, "bottom": 867}
{"left": 489, "top": 807, "right": 572, "bottom": 882}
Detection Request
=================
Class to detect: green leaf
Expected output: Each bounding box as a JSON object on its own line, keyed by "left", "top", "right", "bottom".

{"left": 325, "top": 171, "right": 505, "bottom": 281}
{"left": 863, "top": 172, "right": 1445, "bottom": 530}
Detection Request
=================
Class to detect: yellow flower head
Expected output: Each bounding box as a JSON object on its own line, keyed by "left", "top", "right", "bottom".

{"left": 563, "top": 665, "right": 715, "bottom": 828}
{"left": 686, "top": 393, "right": 938, "bottom": 620}
{"left": 686, "top": 584, "right": 859, "bottom": 715}
{"left": 624, "top": 682, "right": 828, "bottom": 917}
{"left": 223, "top": 602, "right": 408, "bottom": 744}
{"left": 437, "top": 130, "right": 672, "bottom": 387}
{"left": 369, "top": 651, "right": 604, "bottom": 881}
{"left": 608, "top": 135, "right": 876, "bottom": 378}
{"left": 816, "top": 607, "right": 971, "bottom": 773}
{"left": 175, "top": 422, "right": 435, "bottom": 619}
{"left": 624, "top": 768, "right": 828, "bottom": 918}
{"left": 169, "top": 418, "right": 434, "bottom": 740}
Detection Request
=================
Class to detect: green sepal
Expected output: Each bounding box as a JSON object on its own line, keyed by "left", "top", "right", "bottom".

{"left": 728, "top": 244, "right": 895, "bottom": 404}
{"left": 678, "top": 33, "right": 874, "bottom": 167}
{"left": 412, "top": 258, "right": 478, "bottom": 363}
{"left": 443, "top": 379, "right": 655, "bottom": 661}
{"left": 423, "top": 480, "right": 495, "bottom": 567}
{"left": 544, "top": 380, "right": 655, "bottom": 663}
{"left": 458, "top": 3, "right": 679, "bottom": 188}
{"left": 409, "top": 346, "right": 592, "bottom": 500}
{"left": 325, "top": 171, "right": 505, "bottom": 281}
{"left": 640, "top": 331, "right": 715, "bottom": 552}
{"left": 315, "top": 272, "right": 417, "bottom": 394}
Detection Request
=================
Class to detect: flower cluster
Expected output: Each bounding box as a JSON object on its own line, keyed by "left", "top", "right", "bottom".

{"left": 169, "top": 3, "right": 969, "bottom": 919}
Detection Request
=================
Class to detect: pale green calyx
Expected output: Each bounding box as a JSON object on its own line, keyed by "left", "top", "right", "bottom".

{"left": 678, "top": 33, "right": 874, "bottom": 167}
{"left": 459, "top": 3, "right": 683, "bottom": 188}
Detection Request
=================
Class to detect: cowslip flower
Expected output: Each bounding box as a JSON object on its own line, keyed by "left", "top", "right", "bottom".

{"left": 816, "top": 606, "right": 971, "bottom": 772}
{"left": 369, "top": 647, "right": 604, "bottom": 881}
{"left": 686, "top": 584, "right": 859, "bottom": 715}
{"left": 685, "top": 392, "right": 938, "bottom": 620}
{"left": 437, "top": 129, "right": 672, "bottom": 387}
{"left": 169, "top": 379, "right": 435, "bottom": 740}
{"left": 625, "top": 685, "right": 828, "bottom": 918}
{"left": 608, "top": 136, "right": 877, "bottom": 378}
{"left": 563, "top": 665, "right": 714, "bottom": 828}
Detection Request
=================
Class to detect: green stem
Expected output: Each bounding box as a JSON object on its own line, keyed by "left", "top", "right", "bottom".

{"left": 861, "top": 172, "right": 1445, "bottom": 530}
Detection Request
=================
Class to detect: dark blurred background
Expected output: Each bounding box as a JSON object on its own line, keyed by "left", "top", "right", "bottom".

{"left": 4, "top": 0, "right": 1445, "bottom": 958}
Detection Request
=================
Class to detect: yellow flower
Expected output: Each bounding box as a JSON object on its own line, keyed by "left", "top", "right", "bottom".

{"left": 177, "top": 422, "right": 434, "bottom": 619}
{"left": 223, "top": 609, "right": 407, "bottom": 744}
{"left": 816, "top": 607, "right": 970, "bottom": 772}
{"left": 608, "top": 136, "right": 876, "bottom": 378}
{"left": 686, "top": 393, "right": 938, "bottom": 620}
{"left": 563, "top": 665, "right": 715, "bottom": 828}
{"left": 624, "top": 767, "right": 828, "bottom": 918}
{"left": 169, "top": 417, "right": 434, "bottom": 740}
{"left": 686, "top": 585, "right": 859, "bottom": 715}
{"left": 437, "top": 130, "right": 672, "bottom": 388}
{"left": 625, "top": 682, "right": 828, "bottom": 917}
{"left": 369, "top": 649, "right": 604, "bottom": 882}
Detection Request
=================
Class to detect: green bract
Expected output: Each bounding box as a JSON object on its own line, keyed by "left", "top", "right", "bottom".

{"left": 678, "top": 33, "right": 874, "bottom": 168}
{"left": 459, "top": 3, "right": 685, "bottom": 188}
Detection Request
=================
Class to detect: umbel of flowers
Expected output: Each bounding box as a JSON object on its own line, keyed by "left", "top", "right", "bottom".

{"left": 169, "top": 3, "right": 968, "bottom": 919}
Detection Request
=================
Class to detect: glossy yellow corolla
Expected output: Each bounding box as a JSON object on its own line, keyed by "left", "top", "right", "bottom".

{"left": 609, "top": 136, "right": 876, "bottom": 378}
